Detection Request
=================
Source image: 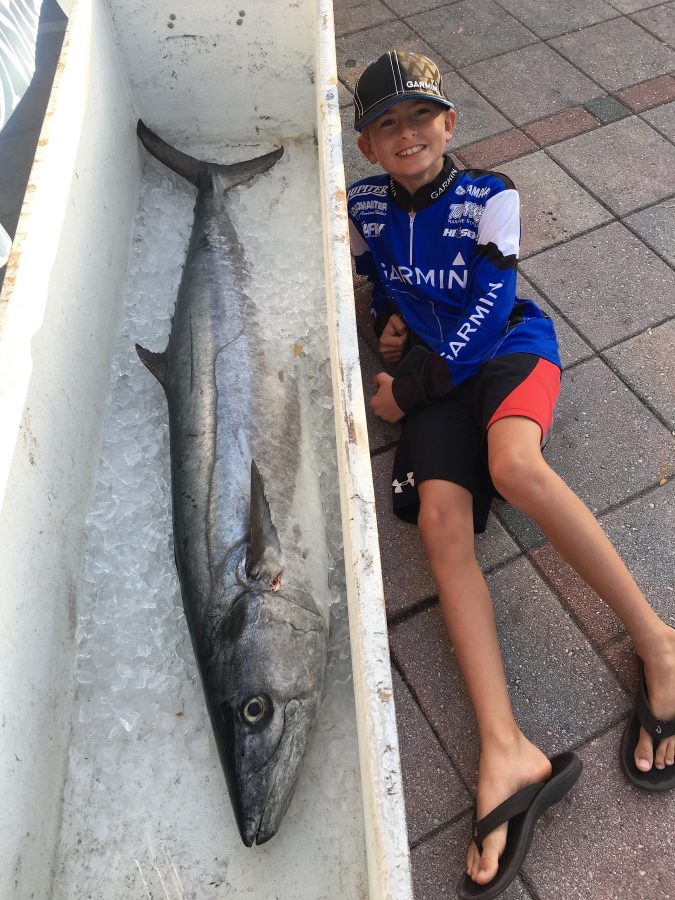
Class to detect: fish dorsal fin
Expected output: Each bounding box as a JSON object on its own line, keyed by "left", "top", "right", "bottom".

{"left": 246, "top": 460, "right": 283, "bottom": 587}
{"left": 136, "top": 343, "right": 167, "bottom": 388}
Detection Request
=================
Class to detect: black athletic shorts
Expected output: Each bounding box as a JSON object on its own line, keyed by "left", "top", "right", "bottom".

{"left": 391, "top": 353, "right": 561, "bottom": 533}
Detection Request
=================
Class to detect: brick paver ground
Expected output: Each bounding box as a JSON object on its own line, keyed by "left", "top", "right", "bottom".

{"left": 334, "top": 1, "right": 675, "bottom": 897}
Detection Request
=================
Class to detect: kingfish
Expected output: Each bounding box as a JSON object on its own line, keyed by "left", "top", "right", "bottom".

{"left": 135, "top": 120, "right": 328, "bottom": 846}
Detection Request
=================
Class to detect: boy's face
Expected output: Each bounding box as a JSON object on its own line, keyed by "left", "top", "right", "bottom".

{"left": 357, "top": 99, "right": 456, "bottom": 194}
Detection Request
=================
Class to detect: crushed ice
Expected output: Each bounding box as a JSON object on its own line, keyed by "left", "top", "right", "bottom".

{"left": 54, "top": 141, "right": 366, "bottom": 898}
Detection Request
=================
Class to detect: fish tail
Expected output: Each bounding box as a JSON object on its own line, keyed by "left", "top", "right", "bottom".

{"left": 136, "top": 120, "right": 283, "bottom": 192}
{"left": 137, "top": 120, "right": 203, "bottom": 187}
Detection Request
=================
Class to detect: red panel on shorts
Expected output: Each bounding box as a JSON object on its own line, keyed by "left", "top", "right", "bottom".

{"left": 487, "top": 358, "right": 560, "bottom": 445}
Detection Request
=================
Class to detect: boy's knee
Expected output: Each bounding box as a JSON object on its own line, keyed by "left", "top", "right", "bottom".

{"left": 489, "top": 448, "right": 549, "bottom": 503}
{"left": 417, "top": 495, "right": 473, "bottom": 555}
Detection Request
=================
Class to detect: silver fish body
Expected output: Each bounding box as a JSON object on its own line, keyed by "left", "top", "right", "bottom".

{"left": 135, "top": 121, "right": 328, "bottom": 846}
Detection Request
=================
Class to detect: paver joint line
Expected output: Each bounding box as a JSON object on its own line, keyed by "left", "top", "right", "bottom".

{"left": 390, "top": 652, "right": 478, "bottom": 802}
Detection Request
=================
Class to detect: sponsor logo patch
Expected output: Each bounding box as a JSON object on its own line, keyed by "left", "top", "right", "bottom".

{"left": 347, "top": 183, "right": 389, "bottom": 201}
{"left": 447, "top": 200, "right": 485, "bottom": 226}
{"left": 439, "top": 282, "right": 503, "bottom": 359}
{"left": 363, "top": 222, "right": 385, "bottom": 238}
{"left": 443, "top": 227, "right": 478, "bottom": 240}
{"left": 381, "top": 263, "right": 467, "bottom": 290}
{"left": 406, "top": 79, "right": 439, "bottom": 92}
{"left": 430, "top": 167, "right": 459, "bottom": 200}
{"left": 350, "top": 199, "right": 388, "bottom": 217}
{"left": 466, "top": 184, "right": 491, "bottom": 199}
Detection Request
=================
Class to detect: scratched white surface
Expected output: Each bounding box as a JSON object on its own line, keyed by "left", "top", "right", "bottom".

{"left": 53, "top": 140, "right": 368, "bottom": 900}
{"left": 105, "top": 0, "right": 317, "bottom": 146}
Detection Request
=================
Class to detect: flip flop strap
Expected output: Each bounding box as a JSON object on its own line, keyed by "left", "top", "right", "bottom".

{"left": 636, "top": 661, "right": 675, "bottom": 740}
{"left": 472, "top": 782, "right": 544, "bottom": 855}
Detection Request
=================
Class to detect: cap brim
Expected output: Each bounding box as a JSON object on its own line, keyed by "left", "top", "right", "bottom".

{"left": 355, "top": 93, "right": 454, "bottom": 131}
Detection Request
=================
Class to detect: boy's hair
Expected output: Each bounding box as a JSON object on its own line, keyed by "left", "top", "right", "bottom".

{"left": 354, "top": 50, "right": 454, "bottom": 131}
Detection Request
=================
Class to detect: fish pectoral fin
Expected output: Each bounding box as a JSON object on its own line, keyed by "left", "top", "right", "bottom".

{"left": 246, "top": 460, "right": 283, "bottom": 587}
{"left": 136, "top": 343, "right": 168, "bottom": 388}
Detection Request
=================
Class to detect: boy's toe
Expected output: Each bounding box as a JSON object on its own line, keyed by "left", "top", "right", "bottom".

{"left": 475, "top": 843, "right": 500, "bottom": 885}
{"left": 654, "top": 736, "right": 675, "bottom": 770}
{"left": 470, "top": 829, "right": 504, "bottom": 885}
{"left": 665, "top": 738, "right": 675, "bottom": 767}
{"left": 654, "top": 738, "right": 668, "bottom": 770}
{"left": 635, "top": 726, "right": 654, "bottom": 772}
{"left": 466, "top": 843, "right": 477, "bottom": 878}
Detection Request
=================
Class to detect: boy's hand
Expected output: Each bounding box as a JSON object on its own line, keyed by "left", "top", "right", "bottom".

{"left": 379, "top": 313, "right": 407, "bottom": 365}
{"left": 370, "top": 372, "right": 405, "bottom": 423}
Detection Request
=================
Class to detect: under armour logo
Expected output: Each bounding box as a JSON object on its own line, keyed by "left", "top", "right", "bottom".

{"left": 392, "top": 472, "right": 415, "bottom": 493}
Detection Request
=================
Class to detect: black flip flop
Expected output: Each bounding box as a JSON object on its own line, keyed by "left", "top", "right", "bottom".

{"left": 456, "top": 752, "right": 582, "bottom": 900}
{"left": 620, "top": 658, "right": 675, "bottom": 792}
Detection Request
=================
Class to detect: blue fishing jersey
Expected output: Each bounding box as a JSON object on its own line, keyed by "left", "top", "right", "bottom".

{"left": 348, "top": 156, "right": 561, "bottom": 411}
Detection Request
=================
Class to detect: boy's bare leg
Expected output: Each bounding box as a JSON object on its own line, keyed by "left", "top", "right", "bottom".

{"left": 487, "top": 416, "right": 675, "bottom": 773}
{"left": 417, "top": 480, "right": 552, "bottom": 886}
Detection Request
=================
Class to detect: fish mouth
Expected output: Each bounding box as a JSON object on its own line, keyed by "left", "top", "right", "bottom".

{"left": 238, "top": 697, "right": 312, "bottom": 846}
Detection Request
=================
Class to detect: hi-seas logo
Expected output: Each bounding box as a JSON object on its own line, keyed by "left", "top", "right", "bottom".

{"left": 443, "top": 227, "right": 478, "bottom": 240}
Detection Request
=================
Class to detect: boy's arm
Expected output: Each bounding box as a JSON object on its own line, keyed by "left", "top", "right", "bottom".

{"left": 391, "top": 188, "right": 521, "bottom": 413}
{"left": 348, "top": 218, "right": 398, "bottom": 336}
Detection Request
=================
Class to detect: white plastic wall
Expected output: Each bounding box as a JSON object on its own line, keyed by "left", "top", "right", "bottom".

{"left": 315, "top": 2, "right": 413, "bottom": 897}
{"left": 0, "top": 1, "right": 141, "bottom": 895}
{"left": 105, "top": 0, "right": 318, "bottom": 145}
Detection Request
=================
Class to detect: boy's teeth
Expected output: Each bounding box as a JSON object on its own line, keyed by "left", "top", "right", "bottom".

{"left": 399, "top": 145, "right": 424, "bottom": 157}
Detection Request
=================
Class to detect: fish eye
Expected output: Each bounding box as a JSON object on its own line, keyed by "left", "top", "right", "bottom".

{"left": 241, "top": 695, "right": 268, "bottom": 725}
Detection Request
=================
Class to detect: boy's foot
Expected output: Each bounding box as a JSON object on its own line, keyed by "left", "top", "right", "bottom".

{"left": 465, "top": 733, "right": 552, "bottom": 886}
{"left": 633, "top": 626, "right": 675, "bottom": 775}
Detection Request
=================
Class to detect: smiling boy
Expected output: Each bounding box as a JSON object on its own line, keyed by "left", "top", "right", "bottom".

{"left": 347, "top": 50, "right": 675, "bottom": 899}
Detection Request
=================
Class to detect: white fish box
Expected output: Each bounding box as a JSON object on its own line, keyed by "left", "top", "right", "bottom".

{"left": 0, "top": 1, "right": 412, "bottom": 898}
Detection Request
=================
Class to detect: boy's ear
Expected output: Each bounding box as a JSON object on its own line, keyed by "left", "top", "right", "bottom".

{"left": 445, "top": 108, "right": 457, "bottom": 142}
{"left": 357, "top": 131, "right": 378, "bottom": 165}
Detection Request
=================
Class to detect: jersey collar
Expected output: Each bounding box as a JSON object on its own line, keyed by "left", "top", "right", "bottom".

{"left": 389, "top": 155, "right": 461, "bottom": 212}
